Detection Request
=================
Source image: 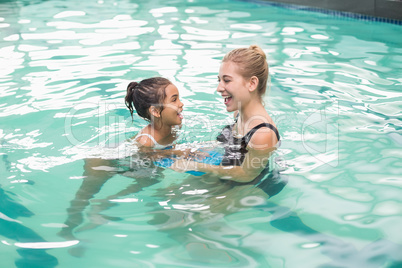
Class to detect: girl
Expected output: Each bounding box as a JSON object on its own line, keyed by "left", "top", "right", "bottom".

{"left": 125, "top": 77, "right": 184, "bottom": 149}
{"left": 58, "top": 77, "right": 186, "bottom": 246}
{"left": 172, "top": 45, "right": 281, "bottom": 183}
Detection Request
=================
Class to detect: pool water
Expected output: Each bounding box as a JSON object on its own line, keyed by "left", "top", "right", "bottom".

{"left": 1, "top": 0, "right": 402, "bottom": 267}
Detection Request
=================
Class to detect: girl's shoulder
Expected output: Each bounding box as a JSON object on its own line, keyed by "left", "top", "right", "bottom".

{"left": 133, "top": 127, "right": 158, "bottom": 147}
{"left": 132, "top": 129, "right": 176, "bottom": 150}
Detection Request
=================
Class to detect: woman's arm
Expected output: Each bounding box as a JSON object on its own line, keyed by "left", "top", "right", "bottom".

{"left": 171, "top": 126, "right": 279, "bottom": 182}
{"left": 171, "top": 146, "right": 276, "bottom": 183}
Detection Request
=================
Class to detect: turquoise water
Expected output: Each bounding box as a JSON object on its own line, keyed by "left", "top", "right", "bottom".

{"left": 1, "top": 0, "right": 402, "bottom": 267}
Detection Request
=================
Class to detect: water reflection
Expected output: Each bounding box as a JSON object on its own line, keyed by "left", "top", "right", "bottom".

{"left": 1, "top": 0, "right": 402, "bottom": 266}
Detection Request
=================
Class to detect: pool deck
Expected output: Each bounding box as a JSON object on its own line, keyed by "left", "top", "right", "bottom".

{"left": 258, "top": 0, "right": 402, "bottom": 22}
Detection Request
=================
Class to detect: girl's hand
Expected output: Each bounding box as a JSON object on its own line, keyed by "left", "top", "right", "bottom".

{"left": 170, "top": 159, "right": 199, "bottom": 172}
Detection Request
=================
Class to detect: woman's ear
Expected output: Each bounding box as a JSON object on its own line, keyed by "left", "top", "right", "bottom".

{"left": 149, "top": 106, "right": 161, "bottom": 118}
{"left": 248, "top": 76, "right": 259, "bottom": 92}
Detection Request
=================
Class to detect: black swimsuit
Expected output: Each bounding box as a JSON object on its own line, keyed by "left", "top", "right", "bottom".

{"left": 216, "top": 116, "right": 285, "bottom": 197}
{"left": 217, "top": 118, "right": 281, "bottom": 166}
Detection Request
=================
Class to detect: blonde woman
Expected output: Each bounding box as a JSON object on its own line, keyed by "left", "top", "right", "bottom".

{"left": 173, "top": 45, "right": 280, "bottom": 183}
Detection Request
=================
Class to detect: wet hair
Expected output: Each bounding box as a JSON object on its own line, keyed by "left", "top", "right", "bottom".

{"left": 125, "top": 77, "right": 171, "bottom": 121}
{"left": 222, "top": 45, "right": 269, "bottom": 97}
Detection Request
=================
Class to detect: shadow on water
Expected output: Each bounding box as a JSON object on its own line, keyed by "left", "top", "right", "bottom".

{"left": 265, "top": 201, "right": 402, "bottom": 268}
{"left": 0, "top": 186, "right": 58, "bottom": 268}
{"left": 0, "top": 140, "right": 58, "bottom": 267}
{"left": 55, "top": 145, "right": 402, "bottom": 266}
{"left": 148, "top": 169, "right": 402, "bottom": 267}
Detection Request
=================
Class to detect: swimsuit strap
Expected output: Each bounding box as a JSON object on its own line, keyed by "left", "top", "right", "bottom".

{"left": 242, "top": 123, "right": 280, "bottom": 147}
{"left": 136, "top": 133, "right": 174, "bottom": 150}
{"left": 234, "top": 113, "right": 280, "bottom": 144}
{"left": 136, "top": 133, "right": 158, "bottom": 144}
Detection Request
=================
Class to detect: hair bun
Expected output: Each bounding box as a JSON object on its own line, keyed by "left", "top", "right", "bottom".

{"left": 127, "top": 81, "right": 139, "bottom": 91}
{"left": 249, "top": 45, "right": 266, "bottom": 60}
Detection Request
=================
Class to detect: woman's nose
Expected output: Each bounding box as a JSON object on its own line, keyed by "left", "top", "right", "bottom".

{"left": 216, "top": 81, "right": 223, "bottom": 92}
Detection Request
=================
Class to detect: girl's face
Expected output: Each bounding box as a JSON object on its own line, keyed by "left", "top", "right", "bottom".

{"left": 216, "top": 61, "right": 250, "bottom": 112}
{"left": 160, "top": 84, "right": 184, "bottom": 126}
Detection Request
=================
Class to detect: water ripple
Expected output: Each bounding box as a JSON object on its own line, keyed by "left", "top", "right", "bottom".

{"left": 1, "top": 0, "right": 402, "bottom": 266}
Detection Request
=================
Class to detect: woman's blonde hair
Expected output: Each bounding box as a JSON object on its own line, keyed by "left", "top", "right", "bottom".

{"left": 222, "top": 45, "right": 269, "bottom": 97}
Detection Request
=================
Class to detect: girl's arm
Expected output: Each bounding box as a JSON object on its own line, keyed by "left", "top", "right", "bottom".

{"left": 136, "top": 138, "right": 214, "bottom": 161}
{"left": 137, "top": 144, "right": 194, "bottom": 160}
{"left": 58, "top": 158, "right": 115, "bottom": 240}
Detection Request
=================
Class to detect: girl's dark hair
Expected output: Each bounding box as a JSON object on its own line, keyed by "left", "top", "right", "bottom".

{"left": 125, "top": 77, "right": 171, "bottom": 121}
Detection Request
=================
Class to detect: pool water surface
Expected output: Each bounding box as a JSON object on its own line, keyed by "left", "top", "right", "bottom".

{"left": 0, "top": 0, "right": 402, "bottom": 267}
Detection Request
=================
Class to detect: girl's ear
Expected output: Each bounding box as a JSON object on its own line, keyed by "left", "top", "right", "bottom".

{"left": 149, "top": 106, "right": 161, "bottom": 118}
{"left": 248, "top": 76, "right": 259, "bottom": 92}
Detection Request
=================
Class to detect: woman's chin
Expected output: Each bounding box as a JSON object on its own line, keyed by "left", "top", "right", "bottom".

{"left": 226, "top": 106, "right": 236, "bottom": 112}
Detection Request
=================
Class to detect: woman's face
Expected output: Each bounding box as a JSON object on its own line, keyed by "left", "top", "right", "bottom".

{"left": 216, "top": 61, "right": 250, "bottom": 112}
{"left": 160, "top": 84, "right": 184, "bottom": 126}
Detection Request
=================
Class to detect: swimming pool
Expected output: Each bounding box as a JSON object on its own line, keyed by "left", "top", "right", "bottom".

{"left": 1, "top": 0, "right": 402, "bottom": 267}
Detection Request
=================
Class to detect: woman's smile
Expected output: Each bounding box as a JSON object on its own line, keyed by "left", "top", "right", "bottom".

{"left": 224, "top": 96, "right": 232, "bottom": 105}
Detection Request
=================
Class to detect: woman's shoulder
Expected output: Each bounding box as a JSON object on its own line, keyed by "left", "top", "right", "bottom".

{"left": 246, "top": 120, "right": 279, "bottom": 150}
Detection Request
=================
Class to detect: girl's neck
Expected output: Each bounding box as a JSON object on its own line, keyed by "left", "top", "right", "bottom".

{"left": 152, "top": 121, "right": 170, "bottom": 133}
{"left": 149, "top": 121, "right": 174, "bottom": 140}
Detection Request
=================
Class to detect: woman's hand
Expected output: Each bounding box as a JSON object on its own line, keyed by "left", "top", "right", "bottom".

{"left": 180, "top": 148, "right": 211, "bottom": 160}
{"left": 190, "top": 151, "right": 211, "bottom": 161}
